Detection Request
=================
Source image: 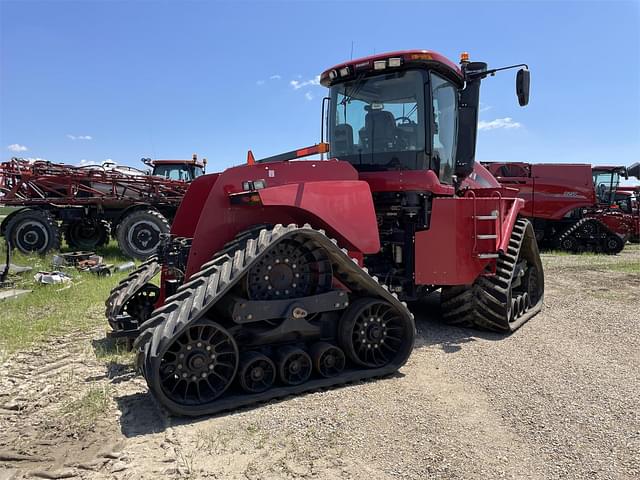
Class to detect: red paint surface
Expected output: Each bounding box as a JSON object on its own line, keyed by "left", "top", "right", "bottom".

{"left": 179, "top": 160, "right": 379, "bottom": 278}
{"left": 415, "top": 196, "right": 522, "bottom": 285}
{"left": 485, "top": 162, "right": 597, "bottom": 219}
{"left": 320, "top": 50, "right": 463, "bottom": 86}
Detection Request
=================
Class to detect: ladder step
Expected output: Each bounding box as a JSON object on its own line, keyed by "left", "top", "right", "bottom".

{"left": 476, "top": 234, "right": 498, "bottom": 240}
{"left": 477, "top": 253, "right": 499, "bottom": 259}
{"left": 475, "top": 215, "right": 498, "bottom": 220}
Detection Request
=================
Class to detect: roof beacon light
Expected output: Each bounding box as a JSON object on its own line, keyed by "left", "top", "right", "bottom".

{"left": 388, "top": 57, "right": 402, "bottom": 68}
{"left": 339, "top": 66, "right": 350, "bottom": 77}
{"left": 373, "top": 60, "right": 387, "bottom": 70}
{"left": 460, "top": 52, "right": 470, "bottom": 64}
{"left": 329, "top": 69, "right": 338, "bottom": 80}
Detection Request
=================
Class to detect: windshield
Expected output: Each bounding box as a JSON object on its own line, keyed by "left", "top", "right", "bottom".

{"left": 154, "top": 165, "right": 196, "bottom": 182}
{"left": 329, "top": 70, "right": 427, "bottom": 171}
{"left": 593, "top": 170, "right": 620, "bottom": 204}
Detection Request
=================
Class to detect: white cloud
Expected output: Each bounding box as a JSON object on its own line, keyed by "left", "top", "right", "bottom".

{"left": 290, "top": 75, "right": 321, "bottom": 90}
{"left": 7, "top": 143, "right": 28, "bottom": 152}
{"left": 269, "top": 75, "right": 282, "bottom": 80}
{"left": 478, "top": 117, "right": 522, "bottom": 131}
{"left": 77, "top": 159, "right": 99, "bottom": 167}
{"left": 22, "top": 157, "right": 47, "bottom": 163}
{"left": 305, "top": 92, "right": 314, "bottom": 101}
{"left": 256, "top": 80, "right": 265, "bottom": 86}
{"left": 479, "top": 103, "right": 492, "bottom": 113}
{"left": 67, "top": 134, "right": 93, "bottom": 140}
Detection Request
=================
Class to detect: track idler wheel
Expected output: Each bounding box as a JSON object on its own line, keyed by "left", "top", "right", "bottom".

{"left": 277, "top": 347, "right": 312, "bottom": 386}
{"left": 123, "top": 284, "right": 160, "bottom": 326}
{"left": 156, "top": 321, "right": 239, "bottom": 406}
{"left": 604, "top": 235, "right": 624, "bottom": 255}
{"left": 238, "top": 352, "right": 276, "bottom": 393}
{"left": 310, "top": 342, "right": 345, "bottom": 378}
{"left": 338, "top": 297, "right": 414, "bottom": 368}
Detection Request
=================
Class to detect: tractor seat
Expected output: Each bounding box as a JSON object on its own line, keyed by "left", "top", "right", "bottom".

{"left": 359, "top": 109, "right": 397, "bottom": 151}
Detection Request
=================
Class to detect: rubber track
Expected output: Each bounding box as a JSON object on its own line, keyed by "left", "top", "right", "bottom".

{"left": 440, "top": 218, "right": 544, "bottom": 333}
{"left": 555, "top": 217, "right": 621, "bottom": 254}
{"left": 104, "top": 256, "right": 160, "bottom": 328}
{"left": 133, "top": 224, "right": 415, "bottom": 417}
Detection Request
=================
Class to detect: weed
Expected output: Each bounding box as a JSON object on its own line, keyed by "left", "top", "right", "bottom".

{"left": 61, "top": 385, "right": 111, "bottom": 431}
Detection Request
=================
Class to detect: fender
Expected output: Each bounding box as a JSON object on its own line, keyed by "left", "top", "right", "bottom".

{"left": 182, "top": 161, "right": 379, "bottom": 279}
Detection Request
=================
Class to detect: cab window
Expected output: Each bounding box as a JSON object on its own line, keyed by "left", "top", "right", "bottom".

{"left": 430, "top": 73, "right": 457, "bottom": 184}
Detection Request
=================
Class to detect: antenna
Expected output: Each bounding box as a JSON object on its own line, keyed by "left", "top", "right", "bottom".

{"left": 350, "top": 40, "right": 354, "bottom": 60}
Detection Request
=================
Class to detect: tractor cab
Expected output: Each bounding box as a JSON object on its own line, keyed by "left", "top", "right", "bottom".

{"left": 321, "top": 50, "right": 530, "bottom": 186}
{"left": 144, "top": 155, "right": 206, "bottom": 182}
{"left": 592, "top": 166, "right": 629, "bottom": 205}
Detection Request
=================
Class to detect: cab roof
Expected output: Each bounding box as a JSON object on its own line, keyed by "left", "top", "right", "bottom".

{"left": 320, "top": 50, "right": 463, "bottom": 87}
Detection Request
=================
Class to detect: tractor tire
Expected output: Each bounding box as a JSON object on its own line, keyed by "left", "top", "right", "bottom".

{"left": 440, "top": 218, "right": 545, "bottom": 333}
{"left": 116, "top": 209, "right": 170, "bottom": 260}
{"left": 65, "top": 219, "right": 110, "bottom": 250}
{"left": 5, "top": 209, "right": 61, "bottom": 255}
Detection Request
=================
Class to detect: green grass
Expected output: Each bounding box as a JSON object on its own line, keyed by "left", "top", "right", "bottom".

{"left": 0, "top": 241, "right": 135, "bottom": 360}
{"left": 0, "top": 205, "right": 17, "bottom": 216}
{"left": 61, "top": 385, "right": 112, "bottom": 432}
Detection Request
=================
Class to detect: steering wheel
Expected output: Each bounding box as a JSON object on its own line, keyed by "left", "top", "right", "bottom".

{"left": 395, "top": 116, "right": 415, "bottom": 125}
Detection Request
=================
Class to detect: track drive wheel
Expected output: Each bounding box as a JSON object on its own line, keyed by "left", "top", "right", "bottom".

{"left": 5, "top": 209, "right": 61, "bottom": 255}
{"left": 116, "top": 209, "right": 170, "bottom": 260}
{"left": 440, "top": 218, "right": 545, "bottom": 333}
{"left": 65, "top": 219, "right": 110, "bottom": 250}
{"left": 338, "top": 297, "right": 414, "bottom": 368}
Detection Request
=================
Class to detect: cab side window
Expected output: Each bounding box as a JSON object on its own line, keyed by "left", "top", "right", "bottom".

{"left": 430, "top": 73, "right": 457, "bottom": 183}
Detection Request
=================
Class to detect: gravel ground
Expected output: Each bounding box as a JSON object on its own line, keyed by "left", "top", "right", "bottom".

{"left": 0, "top": 246, "right": 638, "bottom": 479}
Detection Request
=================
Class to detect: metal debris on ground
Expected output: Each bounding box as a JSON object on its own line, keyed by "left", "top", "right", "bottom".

{"left": 34, "top": 271, "right": 73, "bottom": 284}
{"left": 53, "top": 251, "right": 115, "bottom": 276}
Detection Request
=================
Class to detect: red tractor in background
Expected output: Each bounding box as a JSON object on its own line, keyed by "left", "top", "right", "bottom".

{"left": 483, "top": 162, "right": 640, "bottom": 253}
{"left": 0, "top": 156, "right": 205, "bottom": 258}
{"left": 106, "top": 50, "right": 545, "bottom": 416}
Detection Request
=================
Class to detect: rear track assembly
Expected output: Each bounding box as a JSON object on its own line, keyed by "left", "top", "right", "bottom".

{"left": 133, "top": 224, "right": 416, "bottom": 416}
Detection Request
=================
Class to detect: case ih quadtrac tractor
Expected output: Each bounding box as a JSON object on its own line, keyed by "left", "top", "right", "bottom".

{"left": 483, "top": 162, "right": 640, "bottom": 253}
{"left": 106, "top": 50, "right": 545, "bottom": 416}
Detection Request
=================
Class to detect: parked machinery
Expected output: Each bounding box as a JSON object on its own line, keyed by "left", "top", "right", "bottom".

{"left": 106, "top": 50, "right": 545, "bottom": 416}
{"left": 483, "top": 162, "right": 640, "bottom": 253}
{"left": 0, "top": 156, "right": 205, "bottom": 259}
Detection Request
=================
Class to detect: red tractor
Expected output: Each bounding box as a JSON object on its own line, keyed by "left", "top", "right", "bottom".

{"left": 483, "top": 162, "right": 640, "bottom": 253}
{"left": 106, "top": 50, "right": 545, "bottom": 416}
{"left": 0, "top": 156, "right": 205, "bottom": 258}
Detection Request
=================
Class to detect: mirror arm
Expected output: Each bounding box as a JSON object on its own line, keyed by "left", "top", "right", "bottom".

{"left": 467, "top": 63, "right": 529, "bottom": 80}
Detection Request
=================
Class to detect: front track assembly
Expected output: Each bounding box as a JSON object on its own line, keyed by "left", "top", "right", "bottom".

{"left": 105, "top": 257, "right": 161, "bottom": 338}
{"left": 133, "top": 224, "right": 416, "bottom": 416}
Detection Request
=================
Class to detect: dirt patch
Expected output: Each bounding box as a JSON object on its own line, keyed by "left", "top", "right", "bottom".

{"left": 1, "top": 247, "right": 638, "bottom": 479}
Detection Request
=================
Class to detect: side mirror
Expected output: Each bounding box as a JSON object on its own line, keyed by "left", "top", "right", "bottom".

{"left": 516, "top": 68, "right": 530, "bottom": 106}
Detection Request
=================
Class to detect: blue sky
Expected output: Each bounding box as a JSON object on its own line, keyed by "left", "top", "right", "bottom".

{"left": 1, "top": 0, "right": 638, "bottom": 173}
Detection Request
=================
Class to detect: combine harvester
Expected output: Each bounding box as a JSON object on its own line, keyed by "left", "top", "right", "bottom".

{"left": 106, "top": 50, "right": 545, "bottom": 416}
{"left": 0, "top": 156, "right": 205, "bottom": 258}
{"left": 483, "top": 162, "right": 640, "bottom": 253}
